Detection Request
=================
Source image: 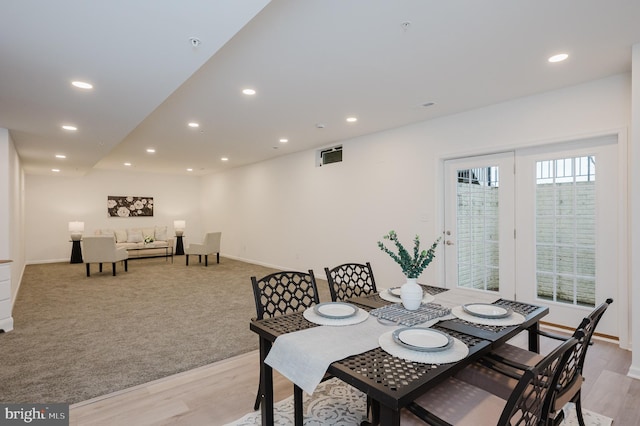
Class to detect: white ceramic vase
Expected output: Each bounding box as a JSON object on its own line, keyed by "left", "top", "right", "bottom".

{"left": 400, "top": 278, "right": 423, "bottom": 310}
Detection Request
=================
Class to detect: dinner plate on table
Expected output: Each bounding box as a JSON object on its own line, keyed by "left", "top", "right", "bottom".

{"left": 388, "top": 287, "right": 402, "bottom": 297}
{"left": 313, "top": 302, "right": 358, "bottom": 319}
{"left": 392, "top": 327, "right": 454, "bottom": 352}
{"left": 382, "top": 287, "right": 435, "bottom": 304}
{"left": 462, "top": 303, "right": 512, "bottom": 319}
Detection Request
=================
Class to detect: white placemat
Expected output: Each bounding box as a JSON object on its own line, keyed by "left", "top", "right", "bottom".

{"left": 303, "top": 306, "right": 369, "bottom": 326}
{"left": 379, "top": 289, "right": 435, "bottom": 304}
{"left": 378, "top": 330, "right": 469, "bottom": 364}
{"left": 451, "top": 305, "right": 526, "bottom": 326}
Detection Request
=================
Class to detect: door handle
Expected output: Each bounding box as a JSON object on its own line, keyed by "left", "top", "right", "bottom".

{"left": 446, "top": 240, "right": 454, "bottom": 246}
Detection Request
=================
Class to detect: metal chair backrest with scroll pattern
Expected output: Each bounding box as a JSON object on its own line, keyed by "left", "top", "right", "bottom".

{"left": 499, "top": 335, "right": 580, "bottom": 426}
{"left": 406, "top": 335, "right": 579, "bottom": 426}
{"left": 324, "top": 262, "right": 377, "bottom": 302}
{"left": 480, "top": 298, "right": 613, "bottom": 426}
{"left": 251, "top": 270, "right": 320, "bottom": 320}
{"left": 250, "top": 269, "right": 320, "bottom": 413}
{"left": 551, "top": 298, "right": 613, "bottom": 425}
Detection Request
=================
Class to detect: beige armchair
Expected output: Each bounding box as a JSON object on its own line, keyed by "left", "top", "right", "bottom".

{"left": 83, "top": 236, "right": 129, "bottom": 277}
{"left": 185, "top": 232, "right": 221, "bottom": 266}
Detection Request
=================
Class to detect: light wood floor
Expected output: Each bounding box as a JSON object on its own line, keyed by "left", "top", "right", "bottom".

{"left": 69, "top": 332, "right": 638, "bottom": 426}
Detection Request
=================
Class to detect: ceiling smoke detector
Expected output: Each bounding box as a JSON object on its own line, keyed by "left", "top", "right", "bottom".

{"left": 401, "top": 21, "right": 411, "bottom": 31}
{"left": 189, "top": 37, "right": 201, "bottom": 47}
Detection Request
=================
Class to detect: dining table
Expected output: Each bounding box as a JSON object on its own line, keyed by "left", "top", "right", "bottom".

{"left": 249, "top": 285, "right": 549, "bottom": 426}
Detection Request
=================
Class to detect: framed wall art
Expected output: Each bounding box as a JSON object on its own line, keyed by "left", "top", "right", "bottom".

{"left": 107, "top": 196, "right": 154, "bottom": 217}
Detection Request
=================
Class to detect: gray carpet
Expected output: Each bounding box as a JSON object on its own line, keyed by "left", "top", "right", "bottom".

{"left": 0, "top": 257, "right": 329, "bottom": 404}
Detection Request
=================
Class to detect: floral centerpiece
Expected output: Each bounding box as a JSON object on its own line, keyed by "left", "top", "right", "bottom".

{"left": 377, "top": 230, "right": 441, "bottom": 279}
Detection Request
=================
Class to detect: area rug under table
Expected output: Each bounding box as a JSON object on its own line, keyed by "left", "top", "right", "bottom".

{"left": 227, "top": 378, "right": 613, "bottom": 426}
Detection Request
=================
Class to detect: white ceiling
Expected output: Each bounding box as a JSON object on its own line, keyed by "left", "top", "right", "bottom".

{"left": 2, "top": 0, "right": 640, "bottom": 177}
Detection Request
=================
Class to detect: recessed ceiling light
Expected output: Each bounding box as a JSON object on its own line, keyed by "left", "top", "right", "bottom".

{"left": 146, "top": 148, "right": 156, "bottom": 153}
{"left": 62, "top": 125, "right": 77, "bottom": 131}
{"left": 71, "top": 81, "right": 93, "bottom": 89}
{"left": 221, "top": 157, "right": 229, "bottom": 161}
{"left": 346, "top": 117, "right": 358, "bottom": 123}
{"left": 124, "top": 162, "right": 132, "bottom": 166}
{"left": 51, "top": 169, "right": 60, "bottom": 172}
{"left": 55, "top": 154, "right": 66, "bottom": 159}
{"left": 548, "top": 53, "right": 569, "bottom": 63}
{"left": 188, "top": 122, "right": 199, "bottom": 128}
{"left": 242, "top": 88, "right": 256, "bottom": 95}
{"left": 279, "top": 138, "right": 288, "bottom": 143}
{"left": 186, "top": 168, "right": 193, "bottom": 172}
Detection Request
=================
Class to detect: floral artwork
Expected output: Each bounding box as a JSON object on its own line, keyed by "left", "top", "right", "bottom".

{"left": 107, "top": 196, "right": 154, "bottom": 217}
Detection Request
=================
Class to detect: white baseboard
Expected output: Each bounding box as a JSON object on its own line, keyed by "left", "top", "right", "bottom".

{"left": 26, "top": 258, "right": 69, "bottom": 265}
{"left": 627, "top": 365, "right": 640, "bottom": 380}
{"left": 0, "top": 316, "right": 14, "bottom": 332}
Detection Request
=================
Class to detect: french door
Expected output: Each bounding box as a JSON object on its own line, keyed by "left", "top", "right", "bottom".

{"left": 444, "top": 137, "right": 619, "bottom": 337}
{"left": 444, "top": 152, "right": 515, "bottom": 299}
{"left": 514, "top": 137, "right": 618, "bottom": 336}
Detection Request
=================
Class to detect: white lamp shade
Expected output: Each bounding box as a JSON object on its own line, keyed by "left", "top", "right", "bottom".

{"left": 174, "top": 220, "right": 186, "bottom": 236}
{"left": 69, "top": 221, "right": 84, "bottom": 241}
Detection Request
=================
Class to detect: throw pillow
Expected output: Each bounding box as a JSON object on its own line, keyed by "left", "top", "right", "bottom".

{"left": 101, "top": 229, "right": 115, "bottom": 237}
{"left": 114, "top": 229, "right": 128, "bottom": 243}
{"left": 155, "top": 226, "right": 168, "bottom": 241}
{"left": 127, "top": 229, "right": 143, "bottom": 243}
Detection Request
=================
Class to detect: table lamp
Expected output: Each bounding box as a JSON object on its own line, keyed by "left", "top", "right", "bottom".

{"left": 174, "top": 220, "right": 186, "bottom": 236}
{"left": 69, "top": 221, "right": 84, "bottom": 241}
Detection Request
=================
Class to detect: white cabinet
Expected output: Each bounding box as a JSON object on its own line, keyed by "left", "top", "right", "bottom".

{"left": 0, "top": 261, "right": 13, "bottom": 332}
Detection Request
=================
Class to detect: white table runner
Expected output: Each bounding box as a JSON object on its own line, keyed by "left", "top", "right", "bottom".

{"left": 265, "top": 315, "right": 396, "bottom": 394}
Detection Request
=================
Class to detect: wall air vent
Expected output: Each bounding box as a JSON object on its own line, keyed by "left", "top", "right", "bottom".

{"left": 317, "top": 145, "right": 342, "bottom": 167}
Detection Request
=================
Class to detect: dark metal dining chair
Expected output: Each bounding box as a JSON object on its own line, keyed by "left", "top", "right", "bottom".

{"left": 324, "top": 262, "right": 377, "bottom": 302}
{"left": 250, "top": 270, "right": 320, "bottom": 421}
{"left": 405, "top": 335, "right": 579, "bottom": 426}
{"left": 456, "top": 298, "right": 613, "bottom": 426}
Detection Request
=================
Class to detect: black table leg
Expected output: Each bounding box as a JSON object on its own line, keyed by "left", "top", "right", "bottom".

{"left": 379, "top": 405, "right": 400, "bottom": 426}
{"left": 259, "top": 338, "right": 274, "bottom": 426}
{"left": 528, "top": 322, "right": 541, "bottom": 353}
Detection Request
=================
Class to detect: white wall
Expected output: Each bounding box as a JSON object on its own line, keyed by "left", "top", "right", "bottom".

{"left": 19, "top": 72, "right": 634, "bottom": 360}
{"left": 200, "top": 73, "right": 630, "bottom": 319}
{"left": 0, "top": 128, "right": 25, "bottom": 304}
{"left": 629, "top": 44, "right": 640, "bottom": 379}
{"left": 25, "top": 169, "right": 202, "bottom": 263}
{"left": 0, "top": 129, "right": 10, "bottom": 260}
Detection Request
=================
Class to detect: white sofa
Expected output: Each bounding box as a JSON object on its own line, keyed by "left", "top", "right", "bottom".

{"left": 94, "top": 226, "right": 174, "bottom": 258}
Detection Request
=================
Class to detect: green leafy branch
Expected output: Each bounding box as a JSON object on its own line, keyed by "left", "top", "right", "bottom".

{"left": 377, "top": 230, "right": 442, "bottom": 279}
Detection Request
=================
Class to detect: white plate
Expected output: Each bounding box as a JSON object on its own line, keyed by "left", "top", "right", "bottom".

{"left": 388, "top": 287, "right": 402, "bottom": 297}
{"left": 462, "top": 303, "right": 512, "bottom": 319}
{"left": 313, "top": 302, "right": 358, "bottom": 319}
{"left": 392, "top": 327, "right": 454, "bottom": 352}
